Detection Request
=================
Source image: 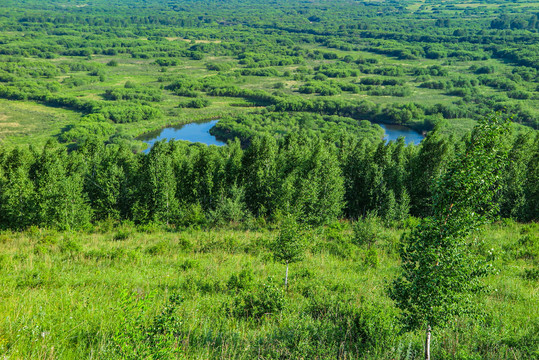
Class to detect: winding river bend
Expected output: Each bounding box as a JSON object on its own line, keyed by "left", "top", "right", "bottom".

{"left": 140, "top": 120, "right": 424, "bottom": 152}
{"left": 139, "top": 120, "right": 225, "bottom": 153}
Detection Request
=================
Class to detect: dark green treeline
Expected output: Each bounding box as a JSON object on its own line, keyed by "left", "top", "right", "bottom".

{"left": 0, "top": 128, "right": 537, "bottom": 230}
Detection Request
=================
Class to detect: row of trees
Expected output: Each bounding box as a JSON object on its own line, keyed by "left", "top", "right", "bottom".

{"left": 0, "top": 126, "right": 537, "bottom": 230}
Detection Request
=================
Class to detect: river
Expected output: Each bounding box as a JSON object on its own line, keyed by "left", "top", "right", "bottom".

{"left": 140, "top": 120, "right": 424, "bottom": 152}
{"left": 139, "top": 119, "right": 225, "bottom": 153}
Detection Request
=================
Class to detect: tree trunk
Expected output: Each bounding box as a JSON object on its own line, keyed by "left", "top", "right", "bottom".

{"left": 284, "top": 261, "right": 289, "bottom": 288}
{"left": 425, "top": 325, "right": 431, "bottom": 360}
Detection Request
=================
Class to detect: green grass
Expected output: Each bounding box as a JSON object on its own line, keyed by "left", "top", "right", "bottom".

{"left": 0, "top": 221, "right": 536, "bottom": 359}
{"left": 0, "top": 99, "right": 81, "bottom": 147}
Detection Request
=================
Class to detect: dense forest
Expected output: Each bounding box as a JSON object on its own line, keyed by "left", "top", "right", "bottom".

{"left": 0, "top": 125, "right": 538, "bottom": 229}
{"left": 0, "top": 0, "right": 538, "bottom": 359}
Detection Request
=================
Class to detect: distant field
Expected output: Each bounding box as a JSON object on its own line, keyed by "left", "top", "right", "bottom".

{"left": 0, "top": 0, "right": 538, "bottom": 148}
{"left": 0, "top": 99, "right": 80, "bottom": 147}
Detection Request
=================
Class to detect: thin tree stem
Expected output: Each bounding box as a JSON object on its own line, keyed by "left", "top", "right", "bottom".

{"left": 285, "top": 261, "right": 289, "bottom": 289}
{"left": 425, "top": 325, "right": 431, "bottom": 360}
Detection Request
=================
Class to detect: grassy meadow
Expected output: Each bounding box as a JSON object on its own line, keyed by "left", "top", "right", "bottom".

{"left": 0, "top": 220, "right": 537, "bottom": 359}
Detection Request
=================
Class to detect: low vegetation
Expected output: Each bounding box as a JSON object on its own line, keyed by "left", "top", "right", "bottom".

{"left": 0, "top": 220, "right": 537, "bottom": 359}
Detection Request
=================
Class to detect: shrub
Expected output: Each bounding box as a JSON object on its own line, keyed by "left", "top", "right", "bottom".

{"left": 522, "top": 268, "right": 539, "bottom": 281}
{"left": 516, "top": 233, "right": 538, "bottom": 260}
{"left": 178, "top": 98, "right": 210, "bottom": 108}
{"left": 353, "top": 214, "right": 379, "bottom": 247}
{"left": 110, "top": 292, "right": 183, "bottom": 359}
{"left": 145, "top": 240, "right": 170, "bottom": 255}
{"left": 177, "top": 204, "right": 207, "bottom": 228}
{"left": 113, "top": 229, "right": 131, "bottom": 241}
{"left": 231, "top": 278, "right": 284, "bottom": 320}
{"left": 178, "top": 259, "right": 198, "bottom": 271}
{"left": 507, "top": 90, "right": 531, "bottom": 100}
{"left": 59, "top": 237, "right": 82, "bottom": 254}
{"left": 154, "top": 58, "right": 179, "bottom": 67}
{"left": 209, "top": 185, "right": 248, "bottom": 225}
{"left": 227, "top": 267, "right": 255, "bottom": 293}
{"left": 363, "top": 247, "right": 379, "bottom": 268}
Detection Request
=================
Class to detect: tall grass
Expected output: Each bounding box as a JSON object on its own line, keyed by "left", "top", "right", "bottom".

{"left": 0, "top": 221, "right": 536, "bottom": 359}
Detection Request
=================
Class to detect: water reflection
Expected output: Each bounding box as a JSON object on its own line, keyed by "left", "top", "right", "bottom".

{"left": 140, "top": 119, "right": 225, "bottom": 153}
{"left": 380, "top": 124, "right": 424, "bottom": 145}
{"left": 140, "top": 120, "right": 425, "bottom": 153}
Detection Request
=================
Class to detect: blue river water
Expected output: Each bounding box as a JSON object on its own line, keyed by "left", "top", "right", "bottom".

{"left": 140, "top": 119, "right": 225, "bottom": 153}
{"left": 380, "top": 124, "right": 425, "bottom": 145}
{"left": 140, "top": 120, "right": 424, "bottom": 152}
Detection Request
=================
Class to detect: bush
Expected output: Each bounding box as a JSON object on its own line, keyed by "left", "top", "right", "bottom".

{"left": 113, "top": 229, "right": 131, "bottom": 241}
{"left": 145, "top": 240, "right": 170, "bottom": 255}
{"left": 363, "top": 247, "right": 379, "bottom": 268}
{"left": 178, "top": 259, "right": 198, "bottom": 271}
{"left": 100, "top": 105, "right": 162, "bottom": 123}
{"left": 154, "top": 58, "right": 179, "bottom": 67}
{"left": 504, "top": 225, "right": 539, "bottom": 260}
{"left": 227, "top": 267, "right": 255, "bottom": 293}
{"left": 59, "top": 237, "right": 82, "bottom": 254}
{"left": 178, "top": 98, "right": 210, "bottom": 108}
{"left": 353, "top": 214, "right": 379, "bottom": 247}
{"left": 231, "top": 278, "right": 284, "bottom": 320}
{"left": 110, "top": 292, "right": 183, "bottom": 359}
{"left": 507, "top": 90, "right": 531, "bottom": 100}
{"left": 59, "top": 114, "right": 116, "bottom": 143}
{"left": 177, "top": 204, "right": 207, "bottom": 228}
{"left": 522, "top": 268, "right": 539, "bottom": 281}
{"left": 209, "top": 185, "right": 248, "bottom": 225}
{"left": 516, "top": 233, "right": 538, "bottom": 260}
{"left": 313, "top": 226, "right": 355, "bottom": 259}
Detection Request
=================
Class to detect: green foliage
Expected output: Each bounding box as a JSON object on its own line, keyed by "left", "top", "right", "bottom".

{"left": 113, "top": 229, "right": 131, "bottom": 241}
{"left": 522, "top": 268, "right": 539, "bottom": 281}
{"left": 504, "top": 225, "right": 539, "bottom": 261}
{"left": 213, "top": 111, "right": 383, "bottom": 146}
{"left": 32, "top": 141, "right": 92, "bottom": 230}
{"left": 209, "top": 185, "right": 248, "bottom": 225}
{"left": 230, "top": 278, "right": 285, "bottom": 320}
{"left": 99, "top": 105, "right": 162, "bottom": 124}
{"left": 363, "top": 247, "right": 379, "bottom": 268}
{"left": 273, "top": 215, "right": 305, "bottom": 266}
{"left": 390, "top": 115, "right": 511, "bottom": 331}
{"left": 226, "top": 267, "right": 255, "bottom": 293}
{"left": 178, "top": 98, "right": 210, "bottom": 109}
{"left": 111, "top": 291, "right": 182, "bottom": 359}
{"left": 153, "top": 58, "right": 179, "bottom": 67}
{"left": 105, "top": 87, "right": 162, "bottom": 102}
{"left": 143, "top": 141, "right": 180, "bottom": 225}
{"left": 353, "top": 214, "right": 379, "bottom": 247}
{"left": 0, "top": 222, "right": 536, "bottom": 359}
{"left": 59, "top": 114, "right": 116, "bottom": 144}
{"left": 1, "top": 1, "right": 539, "bottom": 356}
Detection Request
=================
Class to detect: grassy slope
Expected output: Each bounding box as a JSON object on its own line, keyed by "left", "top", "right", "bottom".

{"left": 0, "top": 221, "right": 536, "bottom": 359}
